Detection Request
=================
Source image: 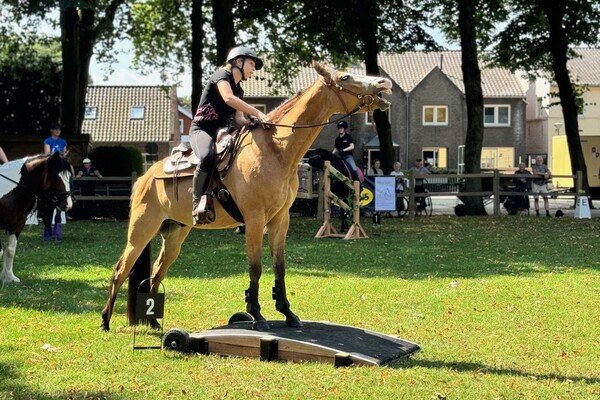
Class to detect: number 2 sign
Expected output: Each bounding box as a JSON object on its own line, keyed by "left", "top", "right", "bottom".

{"left": 135, "top": 293, "right": 165, "bottom": 322}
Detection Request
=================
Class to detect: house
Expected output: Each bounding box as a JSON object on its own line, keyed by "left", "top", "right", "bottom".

{"left": 528, "top": 48, "right": 600, "bottom": 190}
{"left": 81, "top": 85, "right": 179, "bottom": 169}
{"left": 243, "top": 52, "right": 527, "bottom": 172}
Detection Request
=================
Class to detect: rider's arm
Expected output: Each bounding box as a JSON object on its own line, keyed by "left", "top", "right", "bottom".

{"left": 217, "top": 80, "right": 268, "bottom": 123}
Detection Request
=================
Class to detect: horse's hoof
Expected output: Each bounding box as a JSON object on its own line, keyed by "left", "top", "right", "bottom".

{"left": 150, "top": 320, "right": 162, "bottom": 330}
{"left": 1, "top": 275, "right": 20, "bottom": 284}
{"left": 99, "top": 323, "right": 109, "bottom": 332}
{"left": 253, "top": 320, "right": 271, "bottom": 331}
{"left": 286, "top": 317, "right": 303, "bottom": 328}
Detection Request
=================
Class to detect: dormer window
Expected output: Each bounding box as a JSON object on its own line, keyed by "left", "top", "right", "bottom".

{"left": 84, "top": 106, "right": 97, "bottom": 119}
{"left": 131, "top": 106, "right": 145, "bottom": 120}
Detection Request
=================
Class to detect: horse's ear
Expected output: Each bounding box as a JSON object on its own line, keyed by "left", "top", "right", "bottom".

{"left": 313, "top": 61, "right": 333, "bottom": 85}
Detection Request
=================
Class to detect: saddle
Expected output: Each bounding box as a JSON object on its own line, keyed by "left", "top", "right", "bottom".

{"left": 157, "top": 126, "right": 249, "bottom": 224}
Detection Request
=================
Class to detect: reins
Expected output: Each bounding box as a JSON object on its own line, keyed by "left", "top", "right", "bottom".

{"left": 259, "top": 77, "right": 377, "bottom": 131}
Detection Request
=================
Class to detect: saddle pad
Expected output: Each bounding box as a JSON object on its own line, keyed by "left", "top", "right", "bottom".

{"left": 164, "top": 161, "right": 192, "bottom": 173}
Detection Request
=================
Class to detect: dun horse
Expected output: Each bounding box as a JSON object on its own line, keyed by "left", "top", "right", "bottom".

{"left": 0, "top": 153, "right": 73, "bottom": 284}
{"left": 101, "top": 62, "right": 392, "bottom": 331}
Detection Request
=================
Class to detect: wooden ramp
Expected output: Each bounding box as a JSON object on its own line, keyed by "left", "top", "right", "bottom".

{"left": 163, "top": 320, "right": 420, "bottom": 367}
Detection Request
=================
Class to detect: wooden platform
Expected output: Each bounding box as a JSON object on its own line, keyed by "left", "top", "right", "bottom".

{"left": 163, "top": 320, "right": 421, "bottom": 367}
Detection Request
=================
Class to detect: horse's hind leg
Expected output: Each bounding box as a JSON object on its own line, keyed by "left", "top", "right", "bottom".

{"left": 145, "top": 221, "right": 191, "bottom": 327}
{"left": 267, "top": 212, "right": 302, "bottom": 328}
{"left": 100, "top": 219, "right": 161, "bottom": 331}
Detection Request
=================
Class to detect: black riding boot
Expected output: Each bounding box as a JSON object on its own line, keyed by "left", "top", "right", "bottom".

{"left": 192, "top": 169, "right": 214, "bottom": 224}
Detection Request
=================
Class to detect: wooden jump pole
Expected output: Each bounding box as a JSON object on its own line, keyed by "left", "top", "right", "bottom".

{"left": 315, "top": 161, "right": 368, "bottom": 240}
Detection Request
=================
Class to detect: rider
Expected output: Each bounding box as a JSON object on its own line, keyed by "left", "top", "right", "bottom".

{"left": 332, "top": 120, "right": 359, "bottom": 180}
{"left": 189, "top": 46, "right": 269, "bottom": 224}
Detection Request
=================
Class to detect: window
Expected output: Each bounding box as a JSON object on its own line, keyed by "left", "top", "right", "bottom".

{"left": 422, "top": 147, "right": 447, "bottom": 169}
{"left": 423, "top": 106, "right": 448, "bottom": 126}
{"left": 484, "top": 105, "right": 510, "bottom": 126}
{"left": 179, "top": 119, "right": 184, "bottom": 134}
{"left": 84, "top": 106, "right": 97, "bottom": 120}
{"left": 480, "top": 147, "right": 514, "bottom": 169}
{"left": 247, "top": 104, "right": 267, "bottom": 119}
{"left": 131, "top": 106, "right": 145, "bottom": 119}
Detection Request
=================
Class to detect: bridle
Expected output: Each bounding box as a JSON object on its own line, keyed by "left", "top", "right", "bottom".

{"left": 0, "top": 167, "right": 72, "bottom": 209}
{"left": 259, "top": 73, "right": 380, "bottom": 131}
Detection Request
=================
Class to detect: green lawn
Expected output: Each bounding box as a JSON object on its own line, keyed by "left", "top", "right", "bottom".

{"left": 1, "top": 216, "right": 599, "bottom": 399}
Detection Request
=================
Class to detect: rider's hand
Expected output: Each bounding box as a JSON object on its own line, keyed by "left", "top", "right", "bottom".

{"left": 256, "top": 111, "right": 270, "bottom": 129}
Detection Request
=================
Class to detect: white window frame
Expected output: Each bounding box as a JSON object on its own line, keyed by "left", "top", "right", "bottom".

{"left": 422, "top": 106, "right": 448, "bottom": 126}
{"left": 84, "top": 106, "right": 97, "bottom": 120}
{"left": 131, "top": 106, "right": 145, "bottom": 120}
{"left": 484, "top": 105, "right": 510, "bottom": 127}
{"left": 179, "top": 118, "right": 184, "bottom": 133}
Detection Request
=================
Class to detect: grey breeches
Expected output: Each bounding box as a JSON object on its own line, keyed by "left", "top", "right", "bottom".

{"left": 189, "top": 127, "right": 215, "bottom": 173}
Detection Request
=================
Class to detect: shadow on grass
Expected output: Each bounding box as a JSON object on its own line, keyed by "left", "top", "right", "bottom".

{"left": 0, "top": 361, "right": 128, "bottom": 400}
{"left": 392, "top": 357, "right": 600, "bottom": 384}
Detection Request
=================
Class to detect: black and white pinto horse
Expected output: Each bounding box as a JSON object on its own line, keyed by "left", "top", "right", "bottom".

{"left": 0, "top": 153, "right": 73, "bottom": 284}
{"left": 307, "top": 148, "right": 364, "bottom": 232}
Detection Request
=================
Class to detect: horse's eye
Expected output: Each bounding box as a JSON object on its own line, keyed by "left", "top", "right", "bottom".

{"left": 341, "top": 75, "right": 350, "bottom": 81}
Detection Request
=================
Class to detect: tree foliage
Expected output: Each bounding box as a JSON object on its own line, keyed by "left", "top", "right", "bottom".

{"left": 491, "top": 0, "right": 600, "bottom": 192}
{"left": 0, "top": 32, "right": 62, "bottom": 135}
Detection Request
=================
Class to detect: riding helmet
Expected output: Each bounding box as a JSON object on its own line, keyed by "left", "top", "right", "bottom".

{"left": 337, "top": 121, "right": 348, "bottom": 129}
{"left": 226, "top": 46, "right": 264, "bottom": 70}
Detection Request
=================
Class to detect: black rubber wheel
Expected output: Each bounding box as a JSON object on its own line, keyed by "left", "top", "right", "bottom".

{"left": 424, "top": 196, "right": 433, "bottom": 216}
{"left": 228, "top": 311, "right": 254, "bottom": 324}
{"left": 162, "top": 328, "right": 190, "bottom": 352}
{"left": 397, "top": 197, "right": 409, "bottom": 217}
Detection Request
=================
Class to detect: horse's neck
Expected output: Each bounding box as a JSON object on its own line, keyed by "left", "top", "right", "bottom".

{"left": 274, "top": 84, "right": 339, "bottom": 169}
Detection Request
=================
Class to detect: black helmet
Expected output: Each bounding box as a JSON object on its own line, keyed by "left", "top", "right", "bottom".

{"left": 337, "top": 121, "right": 348, "bottom": 129}
{"left": 226, "top": 46, "right": 264, "bottom": 70}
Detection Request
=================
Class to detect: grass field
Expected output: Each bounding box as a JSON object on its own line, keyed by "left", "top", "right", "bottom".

{"left": 1, "top": 216, "right": 599, "bottom": 399}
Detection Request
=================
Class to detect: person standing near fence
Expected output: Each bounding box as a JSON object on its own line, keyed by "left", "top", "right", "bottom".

{"left": 42, "top": 122, "right": 69, "bottom": 242}
{"left": 531, "top": 156, "right": 552, "bottom": 217}
{"left": 409, "top": 158, "right": 430, "bottom": 211}
{"left": 76, "top": 158, "right": 103, "bottom": 219}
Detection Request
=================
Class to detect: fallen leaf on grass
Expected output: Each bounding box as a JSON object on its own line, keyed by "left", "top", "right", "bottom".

{"left": 41, "top": 343, "right": 58, "bottom": 352}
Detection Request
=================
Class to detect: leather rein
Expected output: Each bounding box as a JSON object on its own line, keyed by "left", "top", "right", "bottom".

{"left": 258, "top": 76, "right": 378, "bottom": 131}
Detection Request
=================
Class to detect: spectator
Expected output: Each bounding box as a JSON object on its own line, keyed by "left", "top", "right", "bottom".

{"left": 76, "top": 158, "right": 103, "bottom": 219}
{"left": 43, "top": 122, "right": 68, "bottom": 156}
{"left": 389, "top": 161, "right": 405, "bottom": 192}
{"left": 510, "top": 162, "right": 531, "bottom": 213}
{"left": 368, "top": 159, "right": 384, "bottom": 175}
{"left": 408, "top": 158, "right": 430, "bottom": 211}
{"left": 531, "top": 156, "right": 552, "bottom": 217}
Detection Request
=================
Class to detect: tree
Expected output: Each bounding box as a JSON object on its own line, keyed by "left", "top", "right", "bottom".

{"left": 491, "top": 0, "right": 600, "bottom": 195}
{"left": 239, "top": 0, "right": 440, "bottom": 173}
{"left": 0, "top": 32, "right": 62, "bottom": 135}
{"left": 2, "top": 0, "right": 129, "bottom": 136}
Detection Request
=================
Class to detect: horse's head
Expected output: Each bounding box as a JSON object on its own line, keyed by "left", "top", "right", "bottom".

{"left": 306, "top": 148, "right": 334, "bottom": 170}
{"left": 42, "top": 152, "right": 73, "bottom": 211}
{"left": 313, "top": 61, "right": 392, "bottom": 114}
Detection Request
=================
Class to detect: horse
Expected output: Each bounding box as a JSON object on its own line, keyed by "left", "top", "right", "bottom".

{"left": 100, "top": 61, "right": 392, "bottom": 332}
{"left": 0, "top": 153, "right": 73, "bottom": 284}
{"left": 307, "top": 148, "right": 365, "bottom": 232}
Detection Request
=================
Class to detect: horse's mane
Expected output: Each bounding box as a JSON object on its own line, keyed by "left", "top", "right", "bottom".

{"left": 266, "top": 80, "right": 319, "bottom": 124}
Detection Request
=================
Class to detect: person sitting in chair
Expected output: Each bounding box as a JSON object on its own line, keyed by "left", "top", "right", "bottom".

{"left": 189, "top": 46, "right": 268, "bottom": 225}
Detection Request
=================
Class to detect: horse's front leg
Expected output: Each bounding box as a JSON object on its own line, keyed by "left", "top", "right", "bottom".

{"left": 268, "top": 213, "right": 302, "bottom": 328}
{"left": 244, "top": 220, "right": 270, "bottom": 331}
{"left": 0, "top": 234, "right": 20, "bottom": 284}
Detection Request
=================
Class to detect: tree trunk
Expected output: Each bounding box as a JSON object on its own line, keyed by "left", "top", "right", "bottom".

{"left": 60, "top": 7, "right": 81, "bottom": 138}
{"left": 212, "top": 0, "right": 235, "bottom": 65}
{"left": 190, "top": 0, "right": 205, "bottom": 113}
{"left": 356, "top": 0, "right": 394, "bottom": 174}
{"left": 544, "top": 2, "right": 589, "bottom": 194}
{"left": 457, "top": 0, "right": 486, "bottom": 215}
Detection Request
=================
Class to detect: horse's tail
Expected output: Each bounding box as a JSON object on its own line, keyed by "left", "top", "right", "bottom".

{"left": 126, "top": 242, "right": 152, "bottom": 325}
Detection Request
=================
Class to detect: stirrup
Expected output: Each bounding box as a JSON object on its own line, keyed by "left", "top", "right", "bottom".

{"left": 193, "top": 194, "right": 215, "bottom": 225}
